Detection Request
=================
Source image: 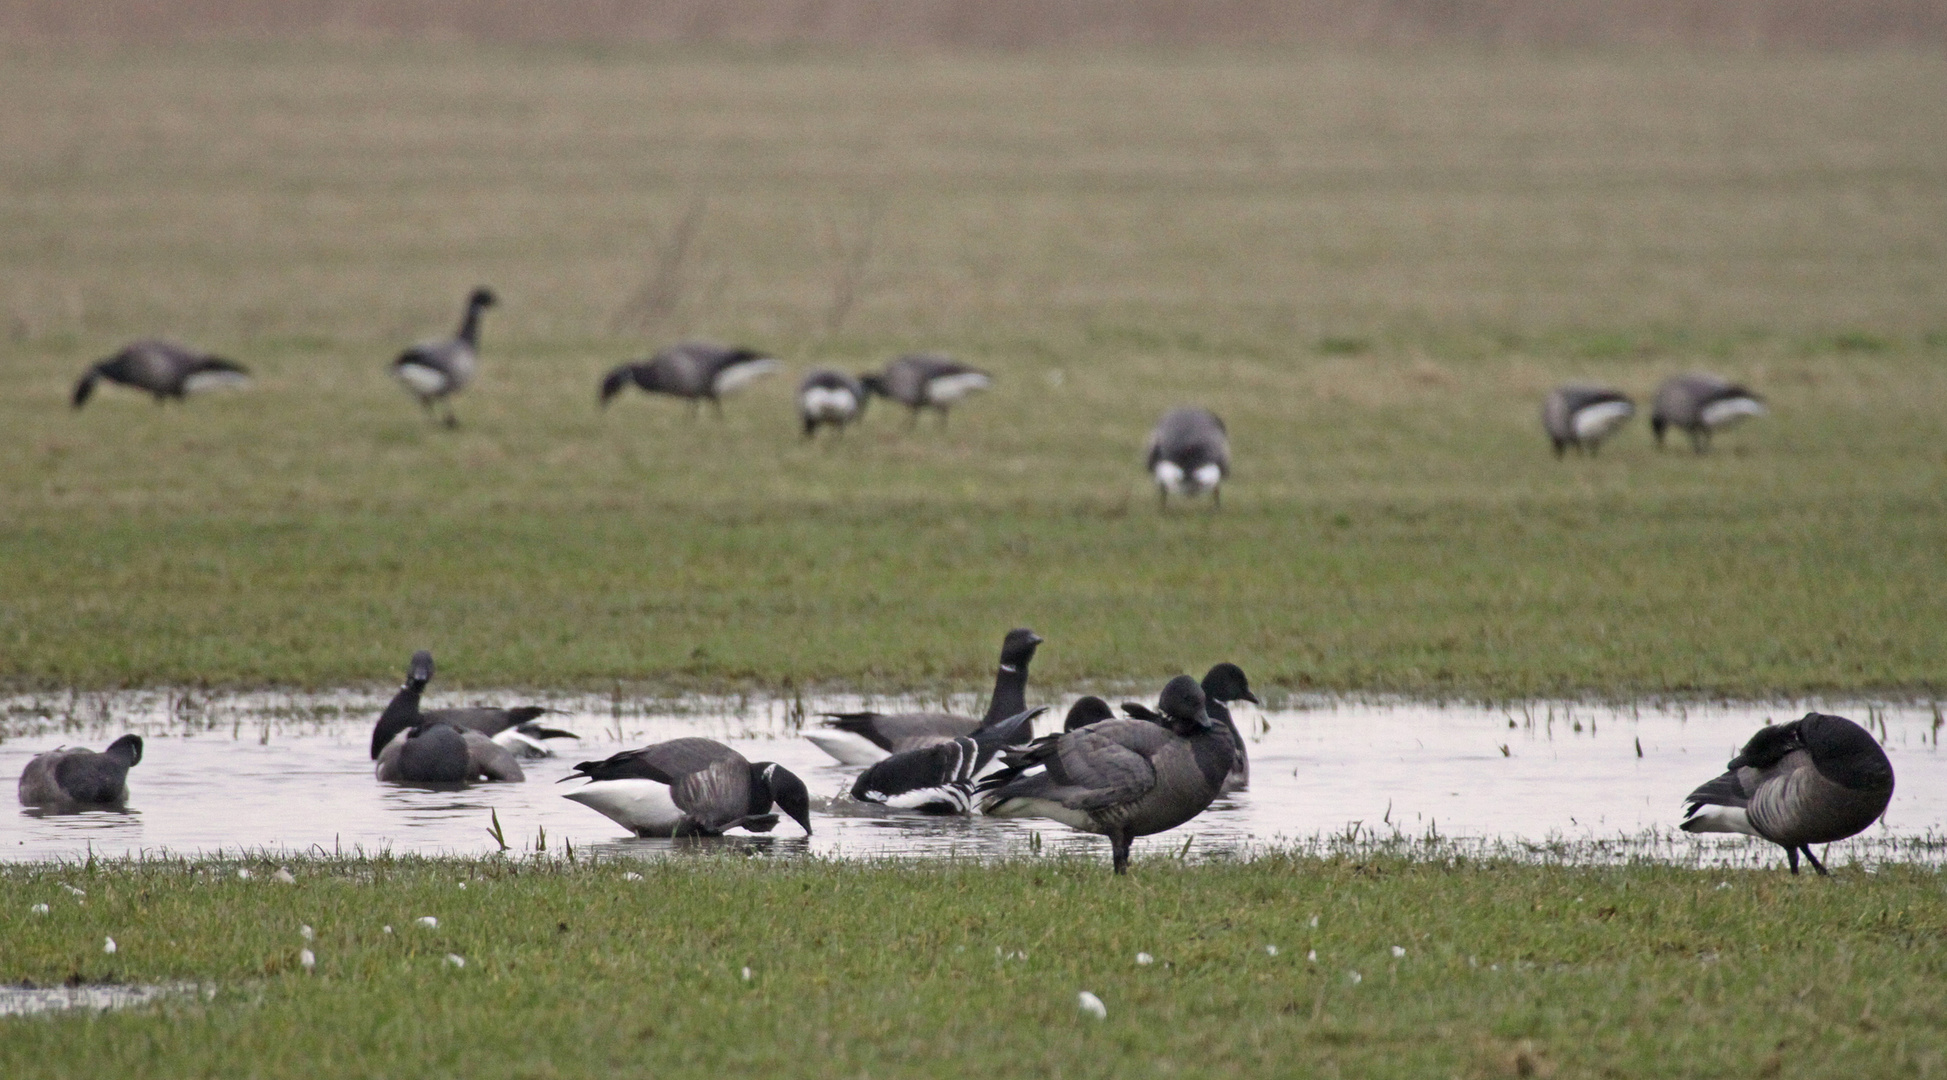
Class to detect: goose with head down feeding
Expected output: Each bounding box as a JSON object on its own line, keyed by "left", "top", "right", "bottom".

{"left": 561, "top": 738, "right": 812, "bottom": 838}
{"left": 797, "top": 368, "right": 867, "bottom": 438}
{"left": 1542, "top": 386, "right": 1635, "bottom": 458}
{"left": 599, "top": 342, "right": 779, "bottom": 418}
{"left": 18, "top": 736, "right": 144, "bottom": 811}
{"left": 1680, "top": 712, "right": 1893, "bottom": 875}
{"left": 1146, "top": 407, "right": 1230, "bottom": 509}
{"left": 806, "top": 628, "right": 1042, "bottom": 765}
{"left": 860, "top": 354, "right": 992, "bottom": 428}
{"left": 393, "top": 287, "right": 496, "bottom": 428}
{"left": 1650, "top": 373, "right": 1765, "bottom": 453}
{"left": 72, "top": 340, "right": 248, "bottom": 409}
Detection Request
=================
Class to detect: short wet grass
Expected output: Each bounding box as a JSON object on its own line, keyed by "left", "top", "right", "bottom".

{"left": 2, "top": 854, "right": 1944, "bottom": 1078}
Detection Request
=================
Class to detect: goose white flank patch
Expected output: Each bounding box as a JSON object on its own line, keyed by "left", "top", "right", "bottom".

{"left": 1542, "top": 386, "right": 1636, "bottom": 457}
{"left": 859, "top": 353, "right": 994, "bottom": 427}
{"left": 1651, "top": 372, "right": 1765, "bottom": 453}
{"left": 72, "top": 340, "right": 250, "bottom": 409}
{"left": 1146, "top": 407, "right": 1230, "bottom": 508}
{"left": 1680, "top": 712, "right": 1893, "bottom": 875}
{"left": 797, "top": 369, "right": 868, "bottom": 438}
{"left": 391, "top": 286, "right": 495, "bottom": 428}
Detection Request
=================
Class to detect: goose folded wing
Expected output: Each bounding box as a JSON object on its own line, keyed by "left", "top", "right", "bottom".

{"left": 1047, "top": 721, "right": 1173, "bottom": 811}
{"left": 1683, "top": 768, "right": 1754, "bottom": 810}
{"left": 669, "top": 756, "right": 754, "bottom": 831}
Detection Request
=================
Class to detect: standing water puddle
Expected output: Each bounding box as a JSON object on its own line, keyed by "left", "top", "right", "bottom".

{"left": 2, "top": 693, "right": 1941, "bottom": 868}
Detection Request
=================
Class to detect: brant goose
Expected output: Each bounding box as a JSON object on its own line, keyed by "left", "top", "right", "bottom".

{"left": 369, "top": 651, "right": 575, "bottom": 764}
{"left": 561, "top": 738, "right": 812, "bottom": 837}
{"left": 851, "top": 706, "right": 1048, "bottom": 814}
{"left": 861, "top": 354, "right": 992, "bottom": 427}
{"left": 1651, "top": 373, "right": 1765, "bottom": 453}
{"left": 1542, "top": 386, "right": 1635, "bottom": 458}
{"left": 599, "top": 342, "right": 778, "bottom": 417}
{"left": 1146, "top": 407, "right": 1230, "bottom": 508}
{"left": 798, "top": 369, "right": 867, "bottom": 438}
{"left": 393, "top": 287, "right": 496, "bottom": 427}
{"left": 807, "top": 628, "right": 1043, "bottom": 765}
{"left": 978, "top": 675, "right": 1234, "bottom": 875}
{"left": 1063, "top": 696, "right": 1116, "bottom": 731}
{"left": 1681, "top": 712, "right": 1893, "bottom": 875}
{"left": 1197, "top": 662, "right": 1259, "bottom": 793}
{"left": 72, "top": 340, "right": 248, "bottom": 408}
{"left": 18, "top": 736, "right": 143, "bottom": 811}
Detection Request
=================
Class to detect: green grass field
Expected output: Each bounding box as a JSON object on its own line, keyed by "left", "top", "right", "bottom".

{"left": 1, "top": 44, "right": 1944, "bottom": 696}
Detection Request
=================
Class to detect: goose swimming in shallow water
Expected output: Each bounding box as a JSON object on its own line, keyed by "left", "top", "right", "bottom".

{"left": 798, "top": 368, "right": 867, "bottom": 438}
{"left": 861, "top": 354, "right": 992, "bottom": 427}
{"left": 1146, "top": 407, "right": 1230, "bottom": 508}
{"left": 1063, "top": 696, "right": 1116, "bottom": 732}
{"left": 1196, "top": 663, "right": 1259, "bottom": 793}
{"left": 393, "top": 287, "right": 496, "bottom": 427}
{"left": 561, "top": 738, "right": 812, "bottom": 838}
{"left": 373, "top": 720, "right": 524, "bottom": 785}
{"left": 18, "top": 736, "right": 143, "bottom": 811}
{"left": 599, "top": 342, "right": 779, "bottom": 417}
{"left": 1542, "top": 386, "right": 1635, "bottom": 458}
{"left": 1680, "top": 712, "right": 1893, "bottom": 875}
{"left": 1651, "top": 373, "right": 1765, "bottom": 453}
{"left": 850, "top": 706, "right": 1049, "bottom": 814}
{"left": 369, "top": 651, "right": 574, "bottom": 775}
{"left": 806, "top": 628, "right": 1043, "bottom": 765}
{"left": 72, "top": 340, "right": 248, "bottom": 408}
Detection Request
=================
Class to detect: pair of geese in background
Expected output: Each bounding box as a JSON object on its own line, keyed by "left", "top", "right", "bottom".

{"left": 1544, "top": 374, "right": 1766, "bottom": 456}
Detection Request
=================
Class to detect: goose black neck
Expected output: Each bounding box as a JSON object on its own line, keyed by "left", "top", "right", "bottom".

{"left": 458, "top": 300, "right": 487, "bottom": 347}
{"left": 985, "top": 657, "right": 1032, "bottom": 724}
{"left": 372, "top": 679, "right": 427, "bottom": 759}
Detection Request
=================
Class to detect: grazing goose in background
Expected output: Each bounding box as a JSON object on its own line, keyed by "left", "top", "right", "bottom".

{"left": 1146, "top": 407, "right": 1230, "bottom": 508}
{"left": 1680, "top": 712, "right": 1893, "bottom": 875}
{"left": 979, "top": 675, "right": 1234, "bottom": 875}
{"left": 851, "top": 706, "right": 1049, "bottom": 814}
{"left": 798, "top": 368, "right": 868, "bottom": 438}
{"left": 1063, "top": 696, "right": 1116, "bottom": 732}
{"left": 599, "top": 342, "right": 779, "bottom": 417}
{"left": 561, "top": 738, "right": 812, "bottom": 838}
{"left": 1542, "top": 385, "right": 1635, "bottom": 458}
{"left": 369, "top": 650, "right": 575, "bottom": 765}
{"left": 1650, "top": 373, "right": 1766, "bottom": 453}
{"left": 806, "top": 628, "right": 1043, "bottom": 765}
{"left": 72, "top": 340, "right": 249, "bottom": 408}
{"left": 393, "top": 286, "right": 497, "bottom": 427}
{"left": 18, "top": 736, "right": 144, "bottom": 811}
{"left": 861, "top": 354, "right": 992, "bottom": 427}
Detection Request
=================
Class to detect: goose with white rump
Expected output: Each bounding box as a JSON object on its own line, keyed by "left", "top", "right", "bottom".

{"left": 978, "top": 675, "right": 1234, "bottom": 875}
{"left": 1680, "top": 712, "right": 1893, "bottom": 875}
{"left": 1146, "top": 407, "right": 1230, "bottom": 509}
{"left": 1650, "top": 373, "right": 1765, "bottom": 453}
{"left": 850, "top": 706, "right": 1049, "bottom": 815}
{"left": 798, "top": 368, "right": 867, "bottom": 438}
{"left": 807, "top": 628, "right": 1043, "bottom": 766}
{"left": 861, "top": 353, "right": 992, "bottom": 427}
{"left": 561, "top": 738, "right": 813, "bottom": 838}
{"left": 1542, "top": 385, "right": 1635, "bottom": 458}
{"left": 393, "top": 286, "right": 496, "bottom": 427}
{"left": 599, "top": 342, "right": 779, "bottom": 417}
{"left": 18, "top": 736, "right": 143, "bottom": 811}
{"left": 72, "top": 340, "right": 249, "bottom": 408}
{"left": 370, "top": 650, "right": 575, "bottom": 779}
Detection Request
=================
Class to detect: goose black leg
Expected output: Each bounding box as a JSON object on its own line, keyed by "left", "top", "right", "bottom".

{"left": 1786, "top": 845, "right": 1800, "bottom": 875}
{"left": 1800, "top": 845, "right": 1829, "bottom": 876}
{"left": 1109, "top": 829, "right": 1132, "bottom": 875}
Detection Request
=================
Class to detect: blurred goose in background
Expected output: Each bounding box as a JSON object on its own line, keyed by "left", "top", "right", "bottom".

{"left": 1680, "top": 712, "right": 1893, "bottom": 875}
{"left": 18, "top": 736, "right": 143, "bottom": 811}
{"left": 979, "top": 675, "right": 1234, "bottom": 874}
{"left": 560, "top": 738, "right": 812, "bottom": 838}
{"left": 807, "top": 628, "right": 1043, "bottom": 765}
{"left": 1542, "top": 386, "right": 1635, "bottom": 458}
{"left": 861, "top": 354, "right": 992, "bottom": 427}
{"left": 72, "top": 340, "right": 248, "bottom": 408}
{"left": 1651, "top": 373, "right": 1765, "bottom": 453}
{"left": 1063, "top": 696, "right": 1117, "bottom": 732}
{"left": 1147, "top": 407, "right": 1230, "bottom": 508}
{"left": 599, "top": 342, "right": 778, "bottom": 417}
{"left": 798, "top": 368, "right": 867, "bottom": 438}
{"left": 369, "top": 650, "right": 575, "bottom": 766}
{"left": 393, "top": 286, "right": 496, "bottom": 427}
{"left": 850, "top": 706, "right": 1049, "bottom": 814}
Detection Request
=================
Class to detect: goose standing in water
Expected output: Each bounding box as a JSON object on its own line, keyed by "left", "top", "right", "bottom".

{"left": 979, "top": 675, "right": 1234, "bottom": 875}
{"left": 861, "top": 354, "right": 992, "bottom": 427}
{"left": 72, "top": 341, "right": 249, "bottom": 408}
{"left": 393, "top": 287, "right": 497, "bottom": 427}
{"left": 797, "top": 368, "right": 867, "bottom": 438}
{"left": 850, "top": 706, "right": 1049, "bottom": 814}
{"left": 1680, "top": 712, "right": 1893, "bottom": 875}
{"left": 1542, "top": 386, "right": 1635, "bottom": 458}
{"left": 1146, "top": 407, "right": 1230, "bottom": 509}
{"left": 369, "top": 650, "right": 574, "bottom": 781}
{"left": 1196, "top": 662, "right": 1259, "bottom": 793}
{"left": 561, "top": 738, "right": 812, "bottom": 838}
{"left": 599, "top": 342, "right": 778, "bottom": 417}
{"left": 18, "top": 736, "right": 143, "bottom": 811}
{"left": 806, "top": 628, "right": 1043, "bottom": 765}
{"left": 1651, "top": 373, "right": 1765, "bottom": 453}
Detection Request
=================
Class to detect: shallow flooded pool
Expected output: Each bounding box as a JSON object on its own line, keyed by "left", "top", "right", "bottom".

{"left": 3, "top": 692, "right": 1941, "bottom": 869}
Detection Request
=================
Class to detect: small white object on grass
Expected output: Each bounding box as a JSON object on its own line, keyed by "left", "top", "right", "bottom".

{"left": 1308, "top": 915, "right": 1319, "bottom": 928}
{"left": 299, "top": 949, "right": 316, "bottom": 973}
{"left": 383, "top": 925, "right": 393, "bottom": 934}
{"left": 1265, "top": 945, "right": 1278, "bottom": 957}
{"left": 62, "top": 885, "right": 86, "bottom": 898}
{"left": 1306, "top": 950, "right": 1317, "bottom": 963}
{"left": 1347, "top": 970, "right": 1362, "bottom": 985}
{"left": 623, "top": 872, "right": 644, "bottom": 882}
{"left": 1135, "top": 953, "right": 1154, "bottom": 966}
{"left": 1077, "top": 991, "right": 1107, "bottom": 1020}
{"left": 1391, "top": 946, "right": 1406, "bottom": 959}
{"left": 457, "top": 882, "right": 467, "bottom": 890}
{"left": 273, "top": 868, "right": 297, "bottom": 884}
{"left": 445, "top": 954, "right": 465, "bottom": 969}
{"left": 416, "top": 916, "right": 438, "bottom": 929}
{"left": 30, "top": 903, "right": 49, "bottom": 915}
{"left": 104, "top": 937, "right": 117, "bottom": 955}
{"left": 741, "top": 967, "right": 752, "bottom": 981}
{"left": 237, "top": 868, "right": 252, "bottom": 880}
{"left": 300, "top": 925, "right": 314, "bottom": 941}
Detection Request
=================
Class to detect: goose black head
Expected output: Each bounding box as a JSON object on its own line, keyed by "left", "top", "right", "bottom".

{"left": 1157, "top": 675, "right": 1213, "bottom": 734}
{"left": 468, "top": 287, "right": 498, "bottom": 309}
{"left": 999, "top": 628, "right": 1044, "bottom": 671}
{"left": 759, "top": 763, "right": 813, "bottom": 836}
{"left": 859, "top": 373, "right": 888, "bottom": 398}
{"left": 405, "top": 650, "right": 434, "bottom": 688}
{"left": 1199, "top": 662, "right": 1260, "bottom": 706}
{"left": 1798, "top": 712, "right": 1894, "bottom": 792}
{"left": 104, "top": 734, "right": 144, "bottom": 767}
{"left": 1064, "top": 695, "right": 1116, "bottom": 731}
{"left": 1725, "top": 721, "right": 1802, "bottom": 772}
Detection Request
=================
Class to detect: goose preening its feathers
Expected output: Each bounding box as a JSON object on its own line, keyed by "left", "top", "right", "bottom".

{"left": 72, "top": 341, "right": 248, "bottom": 408}
{"left": 1146, "top": 407, "right": 1230, "bottom": 508}
{"left": 599, "top": 342, "right": 779, "bottom": 417}
{"left": 561, "top": 738, "right": 812, "bottom": 838}
{"left": 850, "top": 706, "right": 1049, "bottom": 814}
{"left": 18, "top": 736, "right": 144, "bottom": 811}
{"left": 798, "top": 369, "right": 867, "bottom": 438}
{"left": 1680, "top": 712, "right": 1893, "bottom": 875}
{"left": 369, "top": 650, "right": 576, "bottom": 784}
{"left": 1651, "top": 373, "right": 1765, "bottom": 453}
{"left": 806, "top": 628, "right": 1043, "bottom": 765}
{"left": 860, "top": 354, "right": 992, "bottom": 427}
{"left": 1542, "top": 386, "right": 1635, "bottom": 458}
{"left": 979, "top": 675, "right": 1234, "bottom": 874}
{"left": 393, "top": 287, "right": 496, "bottom": 428}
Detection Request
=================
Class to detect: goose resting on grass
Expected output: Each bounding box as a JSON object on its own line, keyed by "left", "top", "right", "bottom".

{"left": 861, "top": 354, "right": 992, "bottom": 427}
{"left": 370, "top": 650, "right": 575, "bottom": 774}
{"left": 393, "top": 287, "right": 496, "bottom": 428}
{"left": 18, "top": 736, "right": 143, "bottom": 811}
{"left": 850, "top": 706, "right": 1049, "bottom": 814}
{"left": 798, "top": 368, "right": 867, "bottom": 438}
{"left": 599, "top": 342, "right": 779, "bottom": 417}
{"left": 979, "top": 675, "right": 1234, "bottom": 875}
{"left": 72, "top": 340, "right": 248, "bottom": 408}
{"left": 806, "top": 628, "right": 1043, "bottom": 765}
{"left": 1680, "top": 712, "right": 1893, "bottom": 875}
{"left": 1147, "top": 407, "right": 1230, "bottom": 508}
{"left": 1542, "top": 386, "right": 1635, "bottom": 458}
{"left": 1650, "top": 373, "right": 1765, "bottom": 453}
{"left": 561, "top": 738, "right": 812, "bottom": 838}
